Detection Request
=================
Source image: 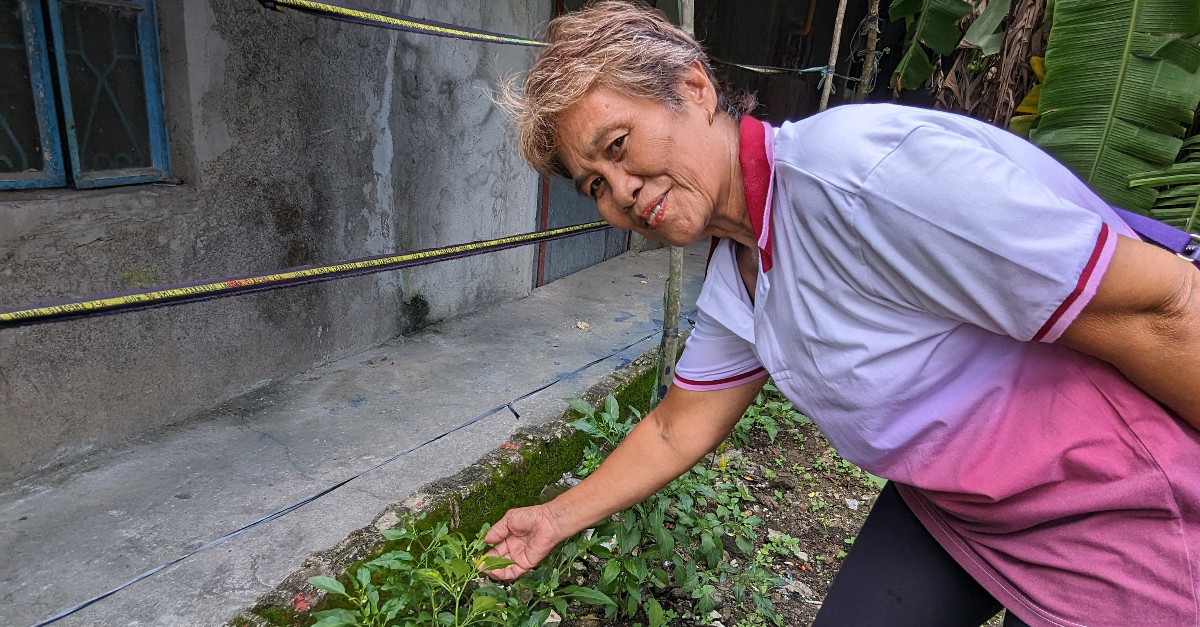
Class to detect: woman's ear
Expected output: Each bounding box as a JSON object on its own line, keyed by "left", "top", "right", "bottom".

{"left": 680, "top": 60, "right": 716, "bottom": 109}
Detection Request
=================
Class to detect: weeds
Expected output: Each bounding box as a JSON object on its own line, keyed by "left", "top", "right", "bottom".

{"left": 311, "top": 385, "right": 813, "bottom": 626}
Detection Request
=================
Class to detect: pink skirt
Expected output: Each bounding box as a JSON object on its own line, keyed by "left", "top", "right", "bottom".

{"left": 894, "top": 349, "right": 1200, "bottom": 627}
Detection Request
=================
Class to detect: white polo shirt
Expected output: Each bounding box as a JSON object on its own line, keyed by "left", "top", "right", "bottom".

{"left": 672, "top": 104, "right": 1130, "bottom": 474}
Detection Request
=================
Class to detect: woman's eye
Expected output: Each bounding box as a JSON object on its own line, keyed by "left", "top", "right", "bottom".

{"left": 590, "top": 177, "right": 604, "bottom": 198}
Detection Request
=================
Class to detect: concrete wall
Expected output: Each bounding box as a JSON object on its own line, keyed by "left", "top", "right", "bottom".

{"left": 0, "top": 0, "right": 552, "bottom": 479}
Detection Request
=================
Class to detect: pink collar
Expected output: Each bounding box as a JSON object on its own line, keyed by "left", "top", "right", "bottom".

{"left": 708, "top": 116, "right": 776, "bottom": 273}
{"left": 738, "top": 115, "right": 775, "bottom": 271}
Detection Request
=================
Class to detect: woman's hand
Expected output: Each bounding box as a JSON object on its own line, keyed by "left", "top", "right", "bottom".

{"left": 483, "top": 504, "right": 564, "bottom": 580}
{"left": 482, "top": 378, "right": 767, "bottom": 580}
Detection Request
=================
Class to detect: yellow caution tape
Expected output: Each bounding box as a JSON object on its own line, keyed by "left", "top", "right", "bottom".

{"left": 1, "top": 221, "right": 607, "bottom": 325}
{"left": 269, "top": 0, "right": 548, "bottom": 47}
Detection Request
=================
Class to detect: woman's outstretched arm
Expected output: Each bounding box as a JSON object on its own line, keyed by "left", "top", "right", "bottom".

{"left": 483, "top": 375, "right": 767, "bottom": 579}
{"left": 1059, "top": 235, "right": 1200, "bottom": 429}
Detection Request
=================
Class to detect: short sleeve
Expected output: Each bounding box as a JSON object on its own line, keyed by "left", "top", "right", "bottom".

{"left": 856, "top": 125, "right": 1118, "bottom": 343}
{"left": 672, "top": 240, "right": 766, "bottom": 391}
{"left": 672, "top": 308, "right": 766, "bottom": 391}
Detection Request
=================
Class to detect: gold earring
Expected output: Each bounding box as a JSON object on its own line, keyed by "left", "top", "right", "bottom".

{"left": 708, "top": 109, "right": 714, "bottom": 125}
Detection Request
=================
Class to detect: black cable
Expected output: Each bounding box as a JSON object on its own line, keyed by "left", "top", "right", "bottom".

{"left": 28, "top": 312, "right": 695, "bottom": 627}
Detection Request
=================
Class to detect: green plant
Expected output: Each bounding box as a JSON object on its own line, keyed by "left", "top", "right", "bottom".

{"left": 759, "top": 532, "right": 807, "bottom": 564}
{"left": 731, "top": 383, "right": 809, "bottom": 448}
{"left": 889, "top": 0, "right": 973, "bottom": 90}
{"left": 307, "top": 380, "right": 839, "bottom": 627}
{"left": 1129, "top": 135, "right": 1200, "bottom": 231}
{"left": 309, "top": 518, "right": 612, "bottom": 627}
{"left": 1029, "top": 0, "right": 1200, "bottom": 213}
{"left": 961, "top": 0, "right": 1012, "bottom": 56}
{"left": 561, "top": 395, "right": 785, "bottom": 626}
{"left": 309, "top": 521, "right": 516, "bottom": 627}
{"left": 567, "top": 396, "right": 636, "bottom": 477}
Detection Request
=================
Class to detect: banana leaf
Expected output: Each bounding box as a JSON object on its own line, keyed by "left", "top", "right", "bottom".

{"left": 890, "top": 0, "right": 973, "bottom": 90}
{"left": 1129, "top": 135, "right": 1200, "bottom": 231}
{"left": 1009, "top": 58, "right": 1047, "bottom": 137}
{"left": 963, "top": 0, "right": 1012, "bottom": 56}
{"left": 1029, "top": 0, "right": 1200, "bottom": 214}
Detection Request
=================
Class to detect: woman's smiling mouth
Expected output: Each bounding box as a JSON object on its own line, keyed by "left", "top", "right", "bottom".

{"left": 642, "top": 192, "right": 668, "bottom": 229}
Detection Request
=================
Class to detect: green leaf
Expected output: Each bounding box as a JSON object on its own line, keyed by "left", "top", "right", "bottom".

{"left": 560, "top": 585, "right": 617, "bottom": 606}
{"left": 889, "top": 0, "right": 973, "bottom": 89}
{"left": 379, "top": 529, "right": 411, "bottom": 541}
{"left": 735, "top": 534, "right": 755, "bottom": 555}
{"left": 521, "top": 609, "right": 552, "bottom": 627}
{"left": 1131, "top": 163, "right": 1200, "bottom": 231}
{"left": 380, "top": 597, "right": 403, "bottom": 621}
{"left": 471, "top": 593, "right": 499, "bottom": 613}
{"left": 312, "top": 609, "right": 359, "bottom": 627}
{"left": 415, "top": 568, "right": 445, "bottom": 586}
{"left": 478, "top": 555, "right": 516, "bottom": 572}
{"left": 1030, "top": 0, "right": 1200, "bottom": 214}
{"left": 599, "top": 558, "right": 623, "bottom": 588}
{"left": 604, "top": 395, "right": 619, "bottom": 419}
{"left": 568, "top": 418, "right": 604, "bottom": 440}
{"left": 963, "top": 0, "right": 1012, "bottom": 55}
{"left": 646, "top": 597, "right": 666, "bottom": 627}
{"left": 617, "top": 524, "right": 642, "bottom": 554}
{"left": 448, "top": 557, "right": 473, "bottom": 579}
{"left": 629, "top": 555, "right": 649, "bottom": 581}
{"left": 651, "top": 566, "right": 670, "bottom": 588}
{"left": 650, "top": 525, "right": 675, "bottom": 556}
{"left": 308, "top": 576, "right": 347, "bottom": 597}
{"left": 356, "top": 566, "right": 371, "bottom": 591}
{"left": 566, "top": 397, "right": 595, "bottom": 418}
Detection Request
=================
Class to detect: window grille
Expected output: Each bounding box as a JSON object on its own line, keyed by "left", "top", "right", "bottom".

{"left": 1, "top": 0, "right": 169, "bottom": 190}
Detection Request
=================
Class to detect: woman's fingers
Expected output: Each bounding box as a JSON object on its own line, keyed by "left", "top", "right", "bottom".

{"left": 481, "top": 506, "right": 556, "bottom": 580}
{"left": 483, "top": 517, "right": 509, "bottom": 545}
{"left": 482, "top": 506, "right": 544, "bottom": 576}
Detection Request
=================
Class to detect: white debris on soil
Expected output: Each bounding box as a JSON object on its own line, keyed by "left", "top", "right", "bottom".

{"left": 783, "top": 579, "right": 815, "bottom": 599}
{"left": 845, "top": 498, "right": 860, "bottom": 510}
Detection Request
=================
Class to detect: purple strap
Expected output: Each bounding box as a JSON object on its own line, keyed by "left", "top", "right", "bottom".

{"left": 1111, "top": 207, "right": 1200, "bottom": 268}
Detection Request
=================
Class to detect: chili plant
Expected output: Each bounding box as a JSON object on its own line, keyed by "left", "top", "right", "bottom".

{"left": 563, "top": 394, "right": 785, "bottom": 626}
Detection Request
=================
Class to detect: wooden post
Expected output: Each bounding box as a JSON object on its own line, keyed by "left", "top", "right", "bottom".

{"left": 819, "top": 0, "right": 851, "bottom": 111}
{"left": 652, "top": 1, "right": 694, "bottom": 410}
{"left": 856, "top": 0, "right": 881, "bottom": 102}
{"left": 679, "top": 0, "right": 694, "bottom": 35}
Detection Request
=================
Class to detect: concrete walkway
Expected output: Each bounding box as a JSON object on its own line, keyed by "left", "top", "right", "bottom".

{"left": 0, "top": 244, "right": 707, "bottom": 627}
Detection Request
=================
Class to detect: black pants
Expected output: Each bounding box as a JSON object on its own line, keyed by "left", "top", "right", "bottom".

{"left": 813, "top": 483, "right": 1031, "bottom": 627}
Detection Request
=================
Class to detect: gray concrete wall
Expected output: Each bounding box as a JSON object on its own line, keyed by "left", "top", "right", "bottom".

{"left": 0, "top": 0, "right": 552, "bottom": 479}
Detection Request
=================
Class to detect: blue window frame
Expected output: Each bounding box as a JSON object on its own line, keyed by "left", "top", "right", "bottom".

{"left": 1, "top": 0, "right": 66, "bottom": 188}
{"left": 1, "top": 0, "right": 169, "bottom": 190}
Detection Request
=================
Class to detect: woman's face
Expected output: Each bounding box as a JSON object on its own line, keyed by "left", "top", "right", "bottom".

{"left": 555, "top": 68, "right": 736, "bottom": 247}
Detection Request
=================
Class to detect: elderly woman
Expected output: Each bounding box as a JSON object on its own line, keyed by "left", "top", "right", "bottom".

{"left": 485, "top": 3, "right": 1200, "bottom": 626}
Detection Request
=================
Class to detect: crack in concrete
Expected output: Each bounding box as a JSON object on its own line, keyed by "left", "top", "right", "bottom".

{"left": 236, "top": 416, "right": 315, "bottom": 481}
{"left": 248, "top": 553, "right": 269, "bottom": 590}
{"left": 350, "top": 484, "right": 390, "bottom": 502}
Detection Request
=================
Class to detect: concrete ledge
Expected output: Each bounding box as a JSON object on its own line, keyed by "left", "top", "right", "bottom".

{"left": 227, "top": 349, "right": 660, "bottom": 627}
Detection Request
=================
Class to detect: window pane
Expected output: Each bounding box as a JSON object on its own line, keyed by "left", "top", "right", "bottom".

{"left": 0, "top": 0, "right": 44, "bottom": 174}
{"left": 59, "top": 1, "right": 151, "bottom": 172}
